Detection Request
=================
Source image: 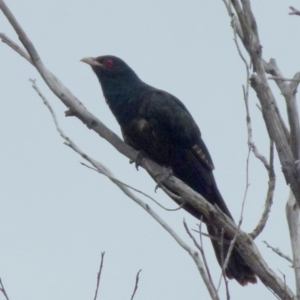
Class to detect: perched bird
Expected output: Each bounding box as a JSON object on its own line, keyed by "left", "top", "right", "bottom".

{"left": 81, "top": 55, "right": 257, "bottom": 285}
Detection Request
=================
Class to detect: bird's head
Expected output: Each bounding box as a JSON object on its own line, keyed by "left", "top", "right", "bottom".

{"left": 81, "top": 55, "right": 144, "bottom": 99}
{"left": 81, "top": 55, "right": 136, "bottom": 79}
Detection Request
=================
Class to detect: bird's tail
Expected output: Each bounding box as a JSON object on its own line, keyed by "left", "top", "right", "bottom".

{"left": 206, "top": 223, "right": 257, "bottom": 285}
{"left": 170, "top": 149, "right": 257, "bottom": 285}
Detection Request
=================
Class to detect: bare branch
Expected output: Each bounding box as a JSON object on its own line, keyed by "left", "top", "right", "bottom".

{"left": 80, "top": 161, "right": 184, "bottom": 212}
{"left": 268, "top": 76, "right": 300, "bottom": 83}
{"left": 130, "top": 270, "right": 142, "bottom": 300}
{"left": 198, "top": 221, "right": 215, "bottom": 286}
{"left": 222, "top": 0, "right": 243, "bottom": 40}
{"left": 265, "top": 59, "right": 300, "bottom": 161}
{"left": 263, "top": 241, "right": 292, "bottom": 264}
{"left": 243, "top": 85, "right": 270, "bottom": 169}
{"left": 217, "top": 229, "right": 232, "bottom": 299}
{"left": 286, "top": 190, "right": 300, "bottom": 298}
{"left": 94, "top": 252, "right": 105, "bottom": 300}
{"left": 227, "top": 0, "right": 300, "bottom": 206}
{"left": 217, "top": 148, "right": 251, "bottom": 292}
{"left": 220, "top": 232, "right": 230, "bottom": 300}
{"left": 0, "top": 32, "right": 31, "bottom": 63}
{"left": 0, "top": 1, "right": 297, "bottom": 298}
{"left": 250, "top": 142, "right": 275, "bottom": 239}
{"left": 0, "top": 278, "right": 9, "bottom": 300}
{"left": 289, "top": 6, "right": 300, "bottom": 16}
{"left": 229, "top": 8, "right": 275, "bottom": 239}
{"left": 183, "top": 220, "right": 217, "bottom": 295}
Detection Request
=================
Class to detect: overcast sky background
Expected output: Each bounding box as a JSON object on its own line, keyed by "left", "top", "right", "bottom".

{"left": 0, "top": 1, "right": 299, "bottom": 299}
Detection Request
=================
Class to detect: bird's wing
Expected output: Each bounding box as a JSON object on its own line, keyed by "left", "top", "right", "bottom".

{"left": 140, "top": 89, "right": 215, "bottom": 170}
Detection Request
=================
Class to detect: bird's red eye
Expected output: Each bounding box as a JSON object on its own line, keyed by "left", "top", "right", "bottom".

{"left": 105, "top": 59, "right": 113, "bottom": 67}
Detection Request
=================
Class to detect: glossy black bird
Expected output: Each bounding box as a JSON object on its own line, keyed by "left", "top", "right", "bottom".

{"left": 81, "top": 55, "right": 257, "bottom": 285}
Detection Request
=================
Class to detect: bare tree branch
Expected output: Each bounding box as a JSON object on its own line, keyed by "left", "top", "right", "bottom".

{"left": 286, "top": 190, "right": 300, "bottom": 298}
{"left": 0, "top": 32, "right": 31, "bottom": 63}
{"left": 130, "top": 270, "right": 142, "bottom": 300}
{"left": 94, "top": 252, "right": 105, "bottom": 300}
{"left": 183, "top": 220, "right": 217, "bottom": 295}
{"left": 268, "top": 76, "right": 300, "bottom": 83}
{"left": 264, "top": 59, "right": 300, "bottom": 161}
{"left": 198, "top": 221, "right": 215, "bottom": 287}
{"left": 0, "top": 278, "right": 9, "bottom": 300}
{"left": 226, "top": 0, "right": 300, "bottom": 206}
{"left": 250, "top": 142, "right": 275, "bottom": 239}
{"left": 263, "top": 241, "right": 293, "bottom": 264}
{"left": 80, "top": 162, "right": 184, "bottom": 212}
{"left": 0, "top": 1, "right": 297, "bottom": 298}
{"left": 289, "top": 6, "right": 300, "bottom": 16}
{"left": 227, "top": 8, "right": 276, "bottom": 239}
{"left": 220, "top": 237, "right": 230, "bottom": 300}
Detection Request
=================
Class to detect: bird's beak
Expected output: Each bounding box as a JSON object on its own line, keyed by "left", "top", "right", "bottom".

{"left": 80, "top": 57, "right": 102, "bottom": 67}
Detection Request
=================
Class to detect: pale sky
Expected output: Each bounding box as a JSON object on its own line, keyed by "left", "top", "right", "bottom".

{"left": 0, "top": 1, "right": 299, "bottom": 299}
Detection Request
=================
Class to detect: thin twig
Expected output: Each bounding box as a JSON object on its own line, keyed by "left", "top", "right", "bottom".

{"left": 263, "top": 241, "right": 293, "bottom": 264}
{"left": 241, "top": 147, "right": 251, "bottom": 221}
{"left": 278, "top": 270, "right": 287, "bottom": 300}
{"left": 243, "top": 84, "right": 270, "bottom": 170}
{"left": 192, "top": 229, "right": 231, "bottom": 244}
{"left": 216, "top": 146, "right": 252, "bottom": 294}
{"left": 94, "top": 252, "right": 105, "bottom": 300}
{"left": 0, "top": 32, "right": 31, "bottom": 63}
{"left": 216, "top": 228, "right": 230, "bottom": 298}
{"left": 250, "top": 142, "right": 275, "bottom": 239}
{"left": 0, "top": 278, "right": 10, "bottom": 300}
{"left": 236, "top": 23, "right": 270, "bottom": 171}
{"left": 130, "top": 270, "right": 142, "bottom": 300}
{"left": 80, "top": 162, "right": 184, "bottom": 212}
{"left": 268, "top": 76, "right": 300, "bottom": 82}
{"left": 183, "top": 220, "right": 216, "bottom": 290}
{"left": 219, "top": 148, "right": 252, "bottom": 282}
{"left": 197, "top": 220, "right": 214, "bottom": 285}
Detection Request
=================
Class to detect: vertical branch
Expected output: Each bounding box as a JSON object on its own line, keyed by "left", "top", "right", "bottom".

{"left": 286, "top": 191, "right": 300, "bottom": 299}
{"left": 183, "top": 220, "right": 219, "bottom": 300}
{"left": 93, "top": 252, "right": 105, "bottom": 300}
{"left": 228, "top": 0, "right": 300, "bottom": 205}
{"left": 130, "top": 270, "right": 142, "bottom": 300}
{"left": 265, "top": 59, "right": 300, "bottom": 161}
{"left": 224, "top": 0, "right": 275, "bottom": 238}
{"left": 287, "top": 73, "right": 300, "bottom": 161}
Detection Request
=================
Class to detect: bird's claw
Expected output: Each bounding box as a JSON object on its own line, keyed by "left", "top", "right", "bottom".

{"left": 130, "top": 150, "right": 148, "bottom": 170}
{"left": 154, "top": 168, "right": 173, "bottom": 192}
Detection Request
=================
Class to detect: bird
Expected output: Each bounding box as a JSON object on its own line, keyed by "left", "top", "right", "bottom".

{"left": 81, "top": 55, "right": 257, "bottom": 285}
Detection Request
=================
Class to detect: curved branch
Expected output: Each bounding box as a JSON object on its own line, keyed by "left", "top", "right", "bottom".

{"left": 250, "top": 142, "right": 275, "bottom": 239}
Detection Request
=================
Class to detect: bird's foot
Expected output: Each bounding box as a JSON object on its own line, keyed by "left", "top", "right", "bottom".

{"left": 129, "top": 150, "right": 148, "bottom": 170}
{"left": 154, "top": 167, "right": 173, "bottom": 192}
